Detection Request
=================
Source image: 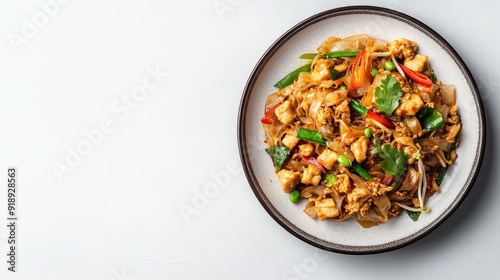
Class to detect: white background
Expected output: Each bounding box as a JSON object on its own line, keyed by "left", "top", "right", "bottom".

{"left": 0, "top": 0, "right": 498, "bottom": 279}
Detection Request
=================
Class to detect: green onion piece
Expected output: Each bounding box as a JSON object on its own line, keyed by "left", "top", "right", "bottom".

{"left": 349, "top": 100, "right": 368, "bottom": 116}
{"left": 327, "top": 50, "right": 361, "bottom": 58}
{"left": 323, "top": 173, "right": 337, "bottom": 187}
{"left": 416, "top": 107, "right": 444, "bottom": 133}
{"left": 274, "top": 64, "right": 311, "bottom": 89}
{"left": 437, "top": 154, "right": 450, "bottom": 185}
{"left": 296, "top": 128, "right": 326, "bottom": 145}
{"left": 265, "top": 146, "right": 291, "bottom": 170}
{"left": 337, "top": 155, "right": 350, "bottom": 167}
{"left": 299, "top": 53, "right": 318, "bottom": 59}
{"left": 406, "top": 210, "right": 421, "bottom": 221}
{"left": 330, "top": 68, "right": 345, "bottom": 81}
{"left": 289, "top": 190, "right": 301, "bottom": 203}
{"left": 430, "top": 72, "right": 438, "bottom": 84}
{"left": 352, "top": 161, "right": 372, "bottom": 180}
{"left": 371, "top": 68, "right": 378, "bottom": 77}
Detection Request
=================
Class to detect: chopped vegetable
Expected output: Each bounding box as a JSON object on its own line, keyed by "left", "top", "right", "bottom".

{"left": 297, "top": 128, "right": 327, "bottom": 145}
{"left": 349, "top": 100, "right": 396, "bottom": 129}
{"left": 327, "top": 50, "right": 361, "bottom": 58}
{"left": 323, "top": 173, "right": 337, "bottom": 187}
{"left": 265, "top": 146, "right": 290, "bottom": 170}
{"left": 380, "top": 175, "right": 394, "bottom": 185}
{"left": 350, "top": 50, "right": 367, "bottom": 89}
{"left": 302, "top": 155, "right": 326, "bottom": 173}
{"left": 367, "top": 111, "right": 396, "bottom": 129}
{"left": 437, "top": 167, "right": 446, "bottom": 185}
{"left": 364, "top": 128, "right": 372, "bottom": 138}
{"left": 370, "top": 68, "right": 378, "bottom": 77}
{"left": 330, "top": 68, "right": 345, "bottom": 80}
{"left": 349, "top": 100, "right": 368, "bottom": 116}
{"left": 405, "top": 210, "right": 421, "bottom": 221}
{"left": 416, "top": 106, "right": 444, "bottom": 133}
{"left": 384, "top": 61, "right": 396, "bottom": 71}
{"left": 260, "top": 103, "right": 280, "bottom": 124}
{"left": 274, "top": 64, "right": 311, "bottom": 89}
{"left": 337, "top": 155, "right": 350, "bottom": 167}
{"left": 299, "top": 53, "right": 320, "bottom": 59}
{"left": 289, "top": 190, "right": 301, "bottom": 203}
{"left": 371, "top": 139, "right": 409, "bottom": 179}
{"left": 430, "top": 72, "right": 438, "bottom": 84}
{"left": 299, "top": 50, "right": 360, "bottom": 60}
{"left": 436, "top": 152, "right": 450, "bottom": 185}
{"left": 398, "top": 63, "right": 433, "bottom": 87}
{"left": 352, "top": 161, "right": 372, "bottom": 180}
{"left": 374, "top": 75, "right": 403, "bottom": 116}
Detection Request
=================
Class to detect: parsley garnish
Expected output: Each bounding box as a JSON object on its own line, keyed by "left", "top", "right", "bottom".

{"left": 374, "top": 75, "right": 403, "bottom": 116}
{"left": 371, "top": 139, "right": 409, "bottom": 178}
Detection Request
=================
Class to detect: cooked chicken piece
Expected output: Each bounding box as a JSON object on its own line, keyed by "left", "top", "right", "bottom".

{"left": 275, "top": 100, "right": 295, "bottom": 126}
{"left": 317, "top": 148, "right": 338, "bottom": 170}
{"left": 277, "top": 169, "right": 301, "bottom": 193}
{"left": 324, "top": 89, "right": 348, "bottom": 106}
{"left": 446, "top": 123, "right": 461, "bottom": 143}
{"left": 350, "top": 136, "right": 370, "bottom": 163}
{"left": 316, "top": 106, "right": 334, "bottom": 127}
{"left": 298, "top": 143, "right": 315, "bottom": 157}
{"left": 334, "top": 99, "right": 351, "bottom": 124}
{"left": 395, "top": 93, "right": 424, "bottom": 116}
{"left": 404, "top": 54, "right": 428, "bottom": 72}
{"left": 332, "top": 174, "right": 352, "bottom": 194}
{"left": 345, "top": 187, "right": 371, "bottom": 214}
{"left": 388, "top": 38, "right": 419, "bottom": 60}
{"left": 430, "top": 178, "right": 440, "bottom": 193}
{"left": 366, "top": 181, "right": 392, "bottom": 196}
{"left": 282, "top": 134, "right": 300, "bottom": 150}
{"left": 301, "top": 164, "right": 322, "bottom": 186}
{"left": 311, "top": 59, "right": 333, "bottom": 83}
{"left": 315, "top": 198, "right": 340, "bottom": 220}
{"left": 412, "top": 197, "right": 421, "bottom": 208}
{"left": 447, "top": 105, "right": 460, "bottom": 124}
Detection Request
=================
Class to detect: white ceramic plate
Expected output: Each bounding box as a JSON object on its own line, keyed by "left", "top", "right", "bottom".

{"left": 238, "top": 6, "right": 485, "bottom": 254}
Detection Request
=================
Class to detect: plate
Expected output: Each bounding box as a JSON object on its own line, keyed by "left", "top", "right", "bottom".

{"left": 237, "top": 6, "right": 485, "bottom": 254}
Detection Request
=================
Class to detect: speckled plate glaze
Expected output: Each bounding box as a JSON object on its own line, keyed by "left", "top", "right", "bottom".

{"left": 238, "top": 6, "right": 485, "bottom": 254}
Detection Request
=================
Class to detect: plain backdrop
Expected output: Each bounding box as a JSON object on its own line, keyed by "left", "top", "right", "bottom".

{"left": 0, "top": 0, "right": 498, "bottom": 279}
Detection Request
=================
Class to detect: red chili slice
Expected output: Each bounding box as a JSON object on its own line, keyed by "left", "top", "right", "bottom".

{"left": 399, "top": 63, "right": 433, "bottom": 87}
{"left": 367, "top": 110, "right": 396, "bottom": 129}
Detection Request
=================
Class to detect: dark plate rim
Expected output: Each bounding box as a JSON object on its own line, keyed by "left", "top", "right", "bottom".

{"left": 237, "top": 5, "right": 486, "bottom": 254}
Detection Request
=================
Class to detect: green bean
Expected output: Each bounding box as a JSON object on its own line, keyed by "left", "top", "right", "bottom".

{"left": 274, "top": 64, "right": 311, "bottom": 89}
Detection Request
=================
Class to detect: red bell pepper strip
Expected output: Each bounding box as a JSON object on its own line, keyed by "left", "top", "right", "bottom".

{"left": 398, "top": 63, "right": 433, "bottom": 87}
{"left": 367, "top": 110, "right": 396, "bottom": 129}
{"left": 350, "top": 49, "right": 367, "bottom": 89}
{"left": 260, "top": 103, "right": 280, "bottom": 124}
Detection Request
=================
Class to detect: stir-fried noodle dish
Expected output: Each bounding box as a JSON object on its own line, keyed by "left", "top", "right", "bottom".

{"left": 261, "top": 35, "right": 461, "bottom": 228}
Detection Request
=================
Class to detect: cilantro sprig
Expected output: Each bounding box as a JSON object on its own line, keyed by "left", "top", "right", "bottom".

{"left": 371, "top": 139, "right": 409, "bottom": 178}
{"left": 374, "top": 75, "right": 403, "bottom": 116}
